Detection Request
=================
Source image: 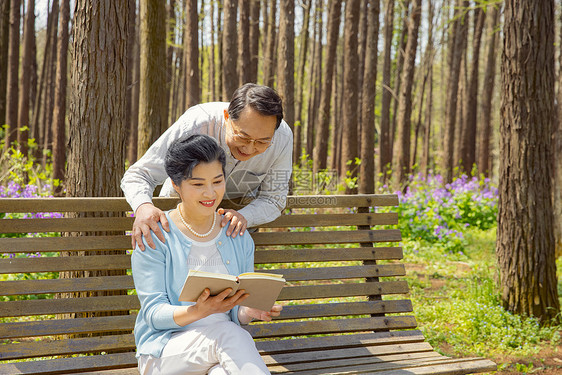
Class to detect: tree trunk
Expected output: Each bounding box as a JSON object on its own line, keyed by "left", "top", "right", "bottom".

{"left": 497, "top": 0, "right": 559, "bottom": 322}
{"left": 222, "top": 0, "right": 237, "bottom": 100}
{"left": 442, "top": 0, "right": 467, "bottom": 183}
{"left": 554, "top": 6, "right": 562, "bottom": 257}
{"left": 17, "top": 0, "right": 35, "bottom": 159}
{"left": 277, "top": 0, "right": 295, "bottom": 131}
{"left": 341, "top": 0, "right": 360, "bottom": 192}
{"left": 313, "top": 0, "right": 342, "bottom": 173}
{"left": 392, "top": 0, "right": 421, "bottom": 189}
{"left": 4, "top": 0, "right": 20, "bottom": 150}
{"left": 460, "top": 6, "right": 485, "bottom": 175}
{"left": 306, "top": 0, "right": 323, "bottom": 160}
{"left": 128, "top": 7, "right": 140, "bottom": 164}
{"left": 421, "top": 0, "right": 435, "bottom": 177}
{"left": 294, "top": 0, "right": 311, "bottom": 164}
{"left": 125, "top": 0, "right": 137, "bottom": 164}
{"left": 356, "top": 0, "right": 368, "bottom": 156}
{"left": 263, "top": 0, "right": 277, "bottom": 88}
{"left": 185, "top": 0, "right": 200, "bottom": 107}
{"left": 52, "top": 0, "right": 70, "bottom": 195}
{"left": 238, "top": 0, "right": 251, "bottom": 85}
{"left": 359, "top": 0, "right": 380, "bottom": 194}
{"left": 477, "top": 5, "right": 499, "bottom": 177}
{"left": 249, "top": 0, "right": 260, "bottom": 83}
{"left": 379, "top": 0, "right": 394, "bottom": 180}
{"left": 65, "top": 0, "right": 128, "bottom": 310}
{"left": 0, "top": 0, "right": 10, "bottom": 126}
{"left": 217, "top": 0, "right": 223, "bottom": 98}
{"left": 138, "top": 0, "right": 167, "bottom": 157}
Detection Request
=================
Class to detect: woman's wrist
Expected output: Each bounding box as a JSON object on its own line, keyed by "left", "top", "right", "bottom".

{"left": 237, "top": 306, "right": 254, "bottom": 325}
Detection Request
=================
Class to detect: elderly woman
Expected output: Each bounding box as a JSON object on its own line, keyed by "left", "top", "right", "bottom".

{"left": 131, "top": 134, "right": 281, "bottom": 375}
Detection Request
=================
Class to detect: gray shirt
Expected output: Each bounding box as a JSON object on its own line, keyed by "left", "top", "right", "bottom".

{"left": 121, "top": 102, "right": 293, "bottom": 227}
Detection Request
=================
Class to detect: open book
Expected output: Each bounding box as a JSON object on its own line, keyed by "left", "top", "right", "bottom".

{"left": 179, "top": 270, "right": 286, "bottom": 311}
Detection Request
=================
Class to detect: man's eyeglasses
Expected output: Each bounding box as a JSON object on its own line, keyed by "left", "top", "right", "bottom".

{"left": 226, "top": 120, "right": 274, "bottom": 149}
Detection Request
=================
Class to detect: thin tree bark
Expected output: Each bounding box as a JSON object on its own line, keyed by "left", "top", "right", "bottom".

{"left": 379, "top": 0, "right": 394, "bottom": 181}
{"left": 52, "top": 0, "right": 70, "bottom": 195}
{"left": 128, "top": 7, "right": 140, "bottom": 164}
{"left": 17, "top": 0, "right": 35, "bottom": 159}
{"left": 460, "top": 5, "right": 485, "bottom": 175}
{"left": 497, "top": 0, "right": 559, "bottom": 322}
{"left": 238, "top": 0, "right": 251, "bottom": 85}
{"left": 356, "top": 0, "right": 368, "bottom": 155}
{"left": 217, "top": 0, "right": 223, "bottom": 98}
{"left": 0, "top": 0, "right": 10, "bottom": 126}
{"left": 138, "top": 0, "right": 167, "bottom": 157}
{"left": 222, "top": 0, "right": 237, "bottom": 100}
{"left": 477, "top": 4, "right": 499, "bottom": 177}
{"left": 306, "top": 0, "right": 323, "bottom": 159}
{"left": 249, "top": 0, "right": 260, "bottom": 83}
{"left": 421, "top": 0, "right": 435, "bottom": 177}
{"left": 4, "top": 0, "right": 20, "bottom": 150}
{"left": 185, "top": 0, "right": 200, "bottom": 107}
{"left": 313, "top": 0, "right": 342, "bottom": 173}
{"left": 294, "top": 0, "right": 311, "bottom": 164}
{"left": 341, "top": 0, "right": 360, "bottom": 192}
{"left": 263, "top": 0, "right": 277, "bottom": 87}
{"left": 392, "top": 0, "right": 422, "bottom": 189}
{"left": 277, "top": 0, "right": 295, "bottom": 131}
{"left": 359, "top": 0, "right": 381, "bottom": 194}
{"left": 442, "top": 0, "right": 468, "bottom": 183}
{"left": 555, "top": 6, "right": 562, "bottom": 257}
{"left": 125, "top": 0, "right": 137, "bottom": 163}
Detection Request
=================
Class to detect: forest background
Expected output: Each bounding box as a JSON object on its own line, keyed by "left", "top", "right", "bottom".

{"left": 1, "top": 0, "right": 562, "bottom": 372}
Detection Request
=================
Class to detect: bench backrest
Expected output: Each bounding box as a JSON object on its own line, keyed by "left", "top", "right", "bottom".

{"left": 0, "top": 194, "right": 415, "bottom": 372}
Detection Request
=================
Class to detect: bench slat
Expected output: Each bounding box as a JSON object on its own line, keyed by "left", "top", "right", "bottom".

{"left": 0, "top": 276, "right": 135, "bottom": 296}
{"left": 0, "top": 352, "right": 137, "bottom": 375}
{"left": 279, "top": 281, "right": 410, "bottom": 300}
{"left": 255, "top": 330, "right": 426, "bottom": 355}
{"left": 254, "top": 247, "right": 403, "bottom": 263}
{"left": 0, "top": 334, "right": 136, "bottom": 361}
{"left": 262, "top": 264, "right": 405, "bottom": 281}
{"left": 0, "top": 255, "right": 131, "bottom": 274}
{"left": 0, "top": 195, "right": 398, "bottom": 213}
{"left": 276, "top": 300, "right": 413, "bottom": 320}
{"left": 1, "top": 295, "right": 139, "bottom": 318}
{"left": 0, "top": 229, "right": 401, "bottom": 253}
{"left": 0, "top": 213, "right": 399, "bottom": 234}
{"left": 246, "top": 316, "right": 418, "bottom": 338}
{"left": 0, "top": 315, "right": 137, "bottom": 339}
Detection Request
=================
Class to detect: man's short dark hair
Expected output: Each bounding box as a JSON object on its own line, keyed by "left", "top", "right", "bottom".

{"left": 165, "top": 134, "right": 226, "bottom": 186}
{"left": 228, "top": 83, "right": 284, "bottom": 129}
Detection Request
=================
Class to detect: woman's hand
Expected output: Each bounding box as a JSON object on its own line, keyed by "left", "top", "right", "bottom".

{"left": 239, "top": 305, "right": 283, "bottom": 324}
{"left": 174, "top": 288, "right": 249, "bottom": 326}
{"left": 217, "top": 208, "right": 247, "bottom": 238}
{"left": 132, "top": 203, "right": 170, "bottom": 250}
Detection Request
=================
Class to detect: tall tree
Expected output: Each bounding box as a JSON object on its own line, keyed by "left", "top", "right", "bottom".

{"left": 306, "top": 0, "right": 323, "bottom": 159}
{"left": 128, "top": 6, "right": 141, "bottom": 164}
{"left": 17, "top": 0, "right": 35, "bottom": 159}
{"left": 277, "top": 0, "right": 295, "bottom": 131}
{"left": 341, "top": 0, "right": 360, "bottom": 192}
{"left": 294, "top": 0, "right": 312, "bottom": 164}
{"left": 4, "top": 0, "right": 20, "bottom": 150}
{"left": 420, "top": 0, "right": 435, "bottom": 177}
{"left": 138, "top": 0, "right": 167, "bottom": 156}
{"left": 359, "top": 0, "right": 381, "bottom": 194}
{"left": 460, "top": 5, "right": 485, "bottom": 175}
{"left": 185, "top": 0, "right": 200, "bottom": 107}
{"left": 125, "top": 0, "right": 137, "bottom": 163}
{"left": 392, "top": 0, "right": 422, "bottom": 188}
{"left": 249, "top": 0, "right": 261, "bottom": 83}
{"left": 555, "top": 7, "right": 562, "bottom": 257}
{"left": 497, "top": 0, "right": 559, "bottom": 322}
{"left": 238, "top": 0, "right": 251, "bottom": 85}
{"left": 477, "top": 4, "right": 499, "bottom": 176}
{"left": 52, "top": 0, "right": 70, "bottom": 194}
{"left": 442, "top": 0, "right": 468, "bottom": 182}
{"left": 222, "top": 0, "right": 238, "bottom": 100}
{"left": 0, "top": 0, "right": 10, "bottom": 126}
{"left": 379, "top": 0, "right": 394, "bottom": 180}
{"left": 313, "top": 0, "right": 342, "bottom": 173}
{"left": 263, "top": 0, "right": 277, "bottom": 87}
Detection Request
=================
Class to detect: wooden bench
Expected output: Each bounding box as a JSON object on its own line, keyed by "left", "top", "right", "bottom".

{"left": 0, "top": 194, "right": 496, "bottom": 374}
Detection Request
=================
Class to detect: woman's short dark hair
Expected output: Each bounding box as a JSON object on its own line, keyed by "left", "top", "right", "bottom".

{"left": 165, "top": 134, "right": 226, "bottom": 186}
{"left": 228, "top": 83, "right": 284, "bottom": 129}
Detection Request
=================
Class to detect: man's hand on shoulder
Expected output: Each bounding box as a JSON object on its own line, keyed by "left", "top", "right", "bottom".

{"left": 217, "top": 208, "right": 247, "bottom": 238}
{"left": 132, "top": 203, "right": 170, "bottom": 251}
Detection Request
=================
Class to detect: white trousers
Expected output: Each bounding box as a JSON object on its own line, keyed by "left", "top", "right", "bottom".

{"left": 138, "top": 321, "right": 270, "bottom": 375}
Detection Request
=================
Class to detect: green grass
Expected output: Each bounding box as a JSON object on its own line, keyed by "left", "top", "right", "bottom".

{"left": 402, "top": 227, "right": 562, "bottom": 361}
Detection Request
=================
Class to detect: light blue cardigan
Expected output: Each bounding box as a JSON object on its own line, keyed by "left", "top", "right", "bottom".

{"left": 131, "top": 211, "right": 255, "bottom": 358}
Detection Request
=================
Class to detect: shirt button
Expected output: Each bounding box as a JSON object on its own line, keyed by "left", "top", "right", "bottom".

{"left": 218, "top": 241, "right": 222, "bottom": 245}
{"left": 226, "top": 260, "right": 230, "bottom": 264}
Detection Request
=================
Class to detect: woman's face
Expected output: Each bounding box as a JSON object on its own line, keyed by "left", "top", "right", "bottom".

{"left": 172, "top": 160, "right": 226, "bottom": 218}
{"left": 224, "top": 107, "right": 277, "bottom": 161}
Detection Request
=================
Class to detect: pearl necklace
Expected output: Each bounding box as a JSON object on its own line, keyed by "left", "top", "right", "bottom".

{"left": 177, "top": 203, "right": 216, "bottom": 237}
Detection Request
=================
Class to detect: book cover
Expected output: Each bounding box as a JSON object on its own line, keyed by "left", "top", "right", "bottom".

{"left": 179, "top": 270, "right": 285, "bottom": 311}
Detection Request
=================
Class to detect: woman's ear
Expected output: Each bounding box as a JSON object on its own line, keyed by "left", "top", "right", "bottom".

{"left": 172, "top": 181, "right": 181, "bottom": 195}
{"left": 224, "top": 109, "right": 229, "bottom": 122}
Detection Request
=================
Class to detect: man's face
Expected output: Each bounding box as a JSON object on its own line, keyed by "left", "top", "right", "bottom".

{"left": 224, "top": 107, "right": 277, "bottom": 161}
